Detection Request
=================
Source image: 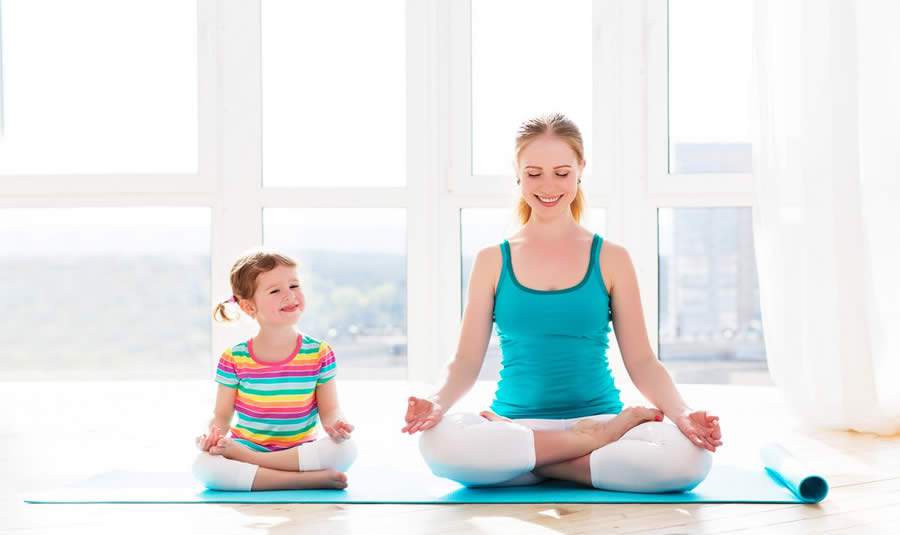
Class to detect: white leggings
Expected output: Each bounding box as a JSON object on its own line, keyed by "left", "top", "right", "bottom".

{"left": 192, "top": 437, "right": 358, "bottom": 491}
{"left": 419, "top": 412, "right": 712, "bottom": 492}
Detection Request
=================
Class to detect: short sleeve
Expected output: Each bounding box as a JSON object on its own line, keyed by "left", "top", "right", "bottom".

{"left": 317, "top": 341, "right": 337, "bottom": 385}
{"left": 215, "top": 349, "right": 239, "bottom": 388}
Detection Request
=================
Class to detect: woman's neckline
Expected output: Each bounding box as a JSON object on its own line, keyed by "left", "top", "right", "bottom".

{"left": 504, "top": 234, "right": 599, "bottom": 295}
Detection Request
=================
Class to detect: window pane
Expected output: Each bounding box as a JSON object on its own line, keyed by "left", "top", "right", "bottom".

{"left": 0, "top": 208, "right": 210, "bottom": 379}
{"left": 461, "top": 207, "right": 606, "bottom": 380}
{"left": 658, "top": 207, "right": 769, "bottom": 384}
{"left": 472, "top": 0, "right": 592, "bottom": 176}
{"left": 264, "top": 209, "right": 406, "bottom": 378}
{"left": 668, "top": 0, "right": 752, "bottom": 174}
{"left": 261, "top": 1, "right": 406, "bottom": 187}
{"left": 0, "top": 1, "right": 198, "bottom": 174}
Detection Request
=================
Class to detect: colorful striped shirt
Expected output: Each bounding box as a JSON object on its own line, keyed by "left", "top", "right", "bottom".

{"left": 215, "top": 334, "right": 337, "bottom": 452}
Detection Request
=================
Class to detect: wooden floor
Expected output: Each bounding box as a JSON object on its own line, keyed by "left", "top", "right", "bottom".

{"left": 4, "top": 379, "right": 900, "bottom": 534}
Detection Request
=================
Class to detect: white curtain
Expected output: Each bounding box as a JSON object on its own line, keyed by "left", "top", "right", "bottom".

{"left": 751, "top": 0, "right": 900, "bottom": 435}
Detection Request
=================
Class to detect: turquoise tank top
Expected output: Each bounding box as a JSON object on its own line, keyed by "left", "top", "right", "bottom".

{"left": 490, "top": 234, "right": 624, "bottom": 419}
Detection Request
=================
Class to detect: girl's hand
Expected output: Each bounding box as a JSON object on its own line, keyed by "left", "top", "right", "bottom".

{"left": 196, "top": 425, "right": 225, "bottom": 452}
{"left": 323, "top": 419, "right": 354, "bottom": 442}
{"left": 402, "top": 396, "right": 445, "bottom": 434}
{"left": 673, "top": 410, "right": 723, "bottom": 452}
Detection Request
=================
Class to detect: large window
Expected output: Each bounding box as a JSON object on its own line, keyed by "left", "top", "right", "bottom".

{"left": 661, "top": 0, "right": 764, "bottom": 385}
{"left": 0, "top": 2, "right": 768, "bottom": 386}
{"left": 658, "top": 208, "right": 769, "bottom": 384}
{"left": 261, "top": 0, "right": 406, "bottom": 187}
{"left": 0, "top": 208, "right": 210, "bottom": 379}
{"left": 668, "top": 0, "right": 753, "bottom": 174}
{"left": 0, "top": 1, "right": 197, "bottom": 174}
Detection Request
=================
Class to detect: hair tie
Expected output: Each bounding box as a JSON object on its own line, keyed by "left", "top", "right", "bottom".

{"left": 225, "top": 295, "right": 238, "bottom": 304}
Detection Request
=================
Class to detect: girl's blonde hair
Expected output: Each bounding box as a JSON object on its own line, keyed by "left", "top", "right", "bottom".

{"left": 213, "top": 249, "right": 298, "bottom": 322}
{"left": 515, "top": 113, "right": 586, "bottom": 225}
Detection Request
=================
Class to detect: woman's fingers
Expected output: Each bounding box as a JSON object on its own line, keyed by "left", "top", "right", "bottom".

{"left": 692, "top": 432, "right": 714, "bottom": 451}
{"left": 697, "top": 428, "right": 722, "bottom": 451}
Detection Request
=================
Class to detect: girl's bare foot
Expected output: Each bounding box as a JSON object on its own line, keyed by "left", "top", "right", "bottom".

{"left": 250, "top": 468, "right": 349, "bottom": 491}
{"left": 209, "top": 437, "right": 256, "bottom": 463}
{"left": 309, "top": 469, "right": 349, "bottom": 490}
{"left": 479, "top": 410, "right": 513, "bottom": 423}
{"left": 572, "top": 406, "right": 664, "bottom": 447}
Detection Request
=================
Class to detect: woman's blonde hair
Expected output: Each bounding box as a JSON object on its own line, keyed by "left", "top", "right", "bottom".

{"left": 515, "top": 113, "right": 586, "bottom": 225}
{"left": 213, "top": 249, "right": 298, "bottom": 322}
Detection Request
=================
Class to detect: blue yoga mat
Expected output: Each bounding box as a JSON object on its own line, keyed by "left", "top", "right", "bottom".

{"left": 25, "top": 446, "right": 827, "bottom": 504}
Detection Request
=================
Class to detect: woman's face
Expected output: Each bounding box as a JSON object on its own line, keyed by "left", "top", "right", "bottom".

{"left": 516, "top": 135, "right": 584, "bottom": 220}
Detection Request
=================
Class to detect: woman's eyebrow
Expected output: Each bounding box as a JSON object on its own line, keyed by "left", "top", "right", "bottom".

{"left": 525, "top": 165, "right": 572, "bottom": 169}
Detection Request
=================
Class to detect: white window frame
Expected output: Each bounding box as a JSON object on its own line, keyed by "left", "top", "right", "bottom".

{"left": 0, "top": 0, "right": 758, "bottom": 382}
{"left": 0, "top": 1, "right": 219, "bottom": 195}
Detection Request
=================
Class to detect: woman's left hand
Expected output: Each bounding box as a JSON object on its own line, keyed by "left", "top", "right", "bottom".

{"left": 323, "top": 419, "right": 354, "bottom": 442}
{"left": 672, "top": 410, "right": 722, "bottom": 452}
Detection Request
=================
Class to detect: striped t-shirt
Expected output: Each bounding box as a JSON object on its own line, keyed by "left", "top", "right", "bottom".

{"left": 215, "top": 334, "right": 337, "bottom": 452}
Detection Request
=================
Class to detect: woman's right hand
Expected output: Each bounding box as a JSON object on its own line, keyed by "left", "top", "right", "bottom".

{"left": 196, "top": 424, "right": 225, "bottom": 452}
{"left": 401, "top": 396, "right": 445, "bottom": 434}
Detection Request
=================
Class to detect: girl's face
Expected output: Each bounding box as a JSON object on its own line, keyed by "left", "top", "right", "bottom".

{"left": 516, "top": 135, "right": 584, "bottom": 220}
{"left": 241, "top": 264, "right": 305, "bottom": 327}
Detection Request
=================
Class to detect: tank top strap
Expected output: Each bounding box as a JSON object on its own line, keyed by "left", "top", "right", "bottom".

{"left": 500, "top": 239, "right": 512, "bottom": 267}
{"left": 589, "top": 233, "right": 602, "bottom": 279}
{"left": 496, "top": 240, "right": 512, "bottom": 296}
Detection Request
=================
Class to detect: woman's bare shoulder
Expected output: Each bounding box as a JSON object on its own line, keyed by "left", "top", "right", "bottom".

{"left": 474, "top": 243, "right": 502, "bottom": 262}
{"left": 598, "top": 238, "right": 633, "bottom": 291}
{"left": 469, "top": 244, "right": 503, "bottom": 293}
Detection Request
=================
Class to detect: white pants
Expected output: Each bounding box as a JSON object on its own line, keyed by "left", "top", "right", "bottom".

{"left": 419, "top": 412, "right": 712, "bottom": 492}
{"left": 192, "top": 437, "right": 359, "bottom": 491}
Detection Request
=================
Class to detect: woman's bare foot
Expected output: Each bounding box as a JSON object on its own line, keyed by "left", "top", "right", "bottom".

{"left": 209, "top": 437, "right": 257, "bottom": 463}
{"left": 479, "top": 410, "right": 513, "bottom": 423}
{"left": 572, "top": 406, "right": 664, "bottom": 448}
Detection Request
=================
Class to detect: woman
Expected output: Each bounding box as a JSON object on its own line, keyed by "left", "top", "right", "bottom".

{"left": 401, "top": 113, "right": 722, "bottom": 492}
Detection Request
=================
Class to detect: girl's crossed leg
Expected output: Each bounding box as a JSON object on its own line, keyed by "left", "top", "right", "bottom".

{"left": 193, "top": 436, "right": 358, "bottom": 491}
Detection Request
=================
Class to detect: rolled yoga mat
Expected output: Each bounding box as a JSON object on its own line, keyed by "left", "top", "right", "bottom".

{"left": 760, "top": 442, "right": 829, "bottom": 503}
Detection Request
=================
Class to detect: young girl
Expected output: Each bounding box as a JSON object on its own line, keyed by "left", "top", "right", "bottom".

{"left": 192, "top": 249, "right": 358, "bottom": 491}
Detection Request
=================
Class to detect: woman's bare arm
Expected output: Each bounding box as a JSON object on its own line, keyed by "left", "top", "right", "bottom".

{"left": 605, "top": 243, "right": 723, "bottom": 451}
{"left": 427, "top": 245, "right": 501, "bottom": 410}
{"left": 402, "top": 246, "right": 500, "bottom": 433}
{"left": 605, "top": 242, "right": 691, "bottom": 418}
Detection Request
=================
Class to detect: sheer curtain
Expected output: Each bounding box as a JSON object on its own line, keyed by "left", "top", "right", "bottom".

{"left": 751, "top": 0, "right": 900, "bottom": 435}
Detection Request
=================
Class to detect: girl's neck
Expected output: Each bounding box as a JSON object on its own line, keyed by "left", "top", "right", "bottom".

{"left": 253, "top": 325, "right": 301, "bottom": 348}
